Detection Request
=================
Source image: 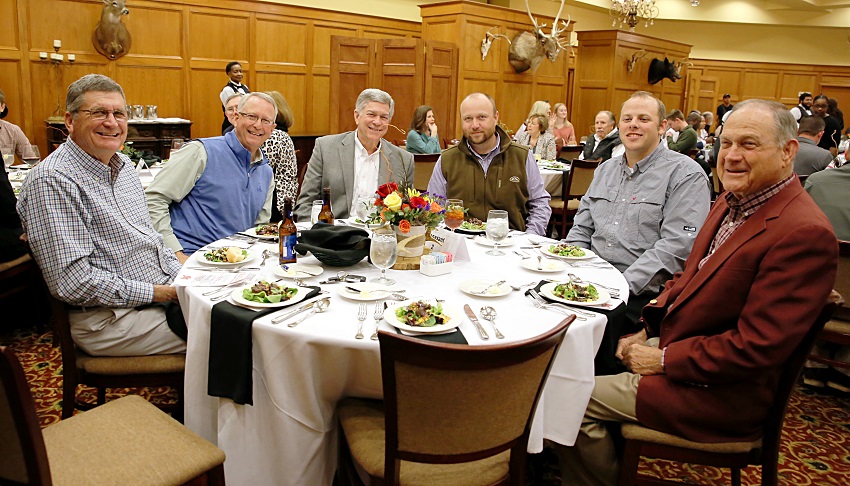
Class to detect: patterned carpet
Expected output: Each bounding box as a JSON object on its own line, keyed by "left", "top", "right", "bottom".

{"left": 2, "top": 325, "right": 849, "bottom": 485}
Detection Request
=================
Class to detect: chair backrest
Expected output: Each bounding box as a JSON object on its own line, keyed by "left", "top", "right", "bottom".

{"left": 0, "top": 346, "right": 52, "bottom": 485}
{"left": 830, "top": 241, "right": 850, "bottom": 321}
{"left": 412, "top": 153, "right": 439, "bottom": 191}
{"left": 378, "top": 317, "right": 574, "bottom": 484}
{"left": 391, "top": 139, "right": 406, "bottom": 147}
{"left": 563, "top": 159, "right": 599, "bottom": 201}
{"left": 711, "top": 166, "right": 723, "bottom": 195}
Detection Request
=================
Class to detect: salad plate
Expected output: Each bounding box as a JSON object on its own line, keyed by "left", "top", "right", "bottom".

{"left": 230, "top": 282, "right": 307, "bottom": 308}
{"left": 272, "top": 263, "right": 324, "bottom": 279}
{"left": 455, "top": 220, "right": 486, "bottom": 235}
{"left": 541, "top": 244, "right": 596, "bottom": 260}
{"left": 459, "top": 279, "right": 511, "bottom": 298}
{"left": 520, "top": 258, "right": 567, "bottom": 273}
{"left": 242, "top": 223, "right": 279, "bottom": 240}
{"left": 195, "top": 248, "right": 256, "bottom": 267}
{"left": 384, "top": 300, "right": 459, "bottom": 334}
{"left": 473, "top": 236, "right": 515, "bottom": 248}
{"left": 338, "top": 282, "right": 400, "bottom": 301}
{"left": 539, "top": 282, "right": 610, "bottom": 307}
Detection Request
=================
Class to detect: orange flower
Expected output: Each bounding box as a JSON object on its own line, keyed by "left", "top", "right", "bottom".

{"left": 402, "top": 204, "right": 411, "bottom": 211}
{"left": 429, "top": 202, "right": 442, "bottom": 213}
{"left": 380, "top": 209, "right": 390, "bottom": 221}
{"left": 398, "top": 219, "right": 411, "bottom": 233}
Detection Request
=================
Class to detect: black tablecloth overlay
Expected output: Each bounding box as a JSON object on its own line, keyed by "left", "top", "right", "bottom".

{"left": 394, "top": 327, "right": 468, "bottom": 345}
{"left": 208, "top": 286, "right": 321, "bottom": 405}
{"left": 526, "top": 281, "right": 640, "bottom": 376}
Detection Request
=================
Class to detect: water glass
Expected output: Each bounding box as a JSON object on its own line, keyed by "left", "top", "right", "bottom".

{"left": 370, "top": 233, "right": 398, "bottom": 285}
{"left": 444, "top": 199, "right": 464, "bottom": 231}
{"left": 310, "top": 200, "right": 323, "bottom": 225}
{"left": 355, "top": 196, "right": 374, "bottom": 223}
{"left": 485, "top": 210, "right": 509, "bottom": 256}
{"left": 22, "top": 145, "right": 40, "bottom": 168}
{"left": 1, "top": 145, "right": 13, "bottom": 169}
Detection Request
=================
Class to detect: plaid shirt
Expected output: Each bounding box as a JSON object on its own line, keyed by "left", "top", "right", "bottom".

{"left": 699, "top": 174, "right": 795, "bottom": 269}
{"left": 16, "top": 138, "right": 181, "bottom": 307}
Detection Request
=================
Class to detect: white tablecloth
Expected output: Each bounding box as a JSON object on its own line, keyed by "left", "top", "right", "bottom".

{"left": 178, "top": 232, "right": 628, "bottom": 485}
{"left": 540, "top": 167, "right": 568, "bottom": 197}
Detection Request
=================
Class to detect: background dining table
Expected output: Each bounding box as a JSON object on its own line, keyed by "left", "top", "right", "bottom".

{"left": 177, "top": 228, "right": 629, "bottom": 486}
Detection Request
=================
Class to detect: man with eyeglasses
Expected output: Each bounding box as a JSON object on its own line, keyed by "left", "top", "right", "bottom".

{"left": 17, "top": 74, "right": 187, "bottom": 356}
{"left": 146, "top": 92, "right": 276, "bottom": 262}
{"left": 221, "top": 92, "right": 244, "bottom": 135}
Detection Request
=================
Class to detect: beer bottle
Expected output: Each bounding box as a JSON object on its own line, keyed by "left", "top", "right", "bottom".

{"left": 317, "top": 187, "right": 334, "bottom": 225}
{"left": 279, "top": 198, "right": 297, "bottom": 264}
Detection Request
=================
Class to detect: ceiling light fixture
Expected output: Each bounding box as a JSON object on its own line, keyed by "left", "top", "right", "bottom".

{"left": 610, "top": 0, "right": 659, "bottom": 32}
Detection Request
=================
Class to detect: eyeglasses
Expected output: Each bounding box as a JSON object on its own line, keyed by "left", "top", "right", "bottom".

{"left": 239, "top": 112, "right": 275, "bottom": 127}
{"left": 77, "top": 108, "right": 129, "bottom": 122}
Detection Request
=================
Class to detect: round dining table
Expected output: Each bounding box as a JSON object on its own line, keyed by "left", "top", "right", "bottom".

{"left": 177, "top": 227, "right": 629, "bottom": 486}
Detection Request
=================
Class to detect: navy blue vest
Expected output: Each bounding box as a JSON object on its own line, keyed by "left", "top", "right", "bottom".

{"left": 170, "top": 131, "right": 272, "bottom": 253}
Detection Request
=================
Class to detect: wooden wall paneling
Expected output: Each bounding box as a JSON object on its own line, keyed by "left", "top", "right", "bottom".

{"left": 779, "top": 72, "right": 819, "bottom": 106}
{"left": 123, "top": 4, "right": 182, "bottom": 58}
{"left": 376, "top": 39, "right": 422, "bottom": 142}
{"left": 423, "top": 40, "right": 458, "bottom": 140}
{"left": 188, "top": 8, "right": 250, "bottom": 61}
{"left": 1, "top": 0, "right": 19, "bottom": 49}
{"left": 254, "top": 71, "right": 308, "bottom": 131}
{"left": 501, "top": 80, "right": 535, "bottom": 133}
{"left": 254, "top": 14, "right": 309, "bottom": 133}
{"left": 189, "top": 68, "right": 228, "bottom": 138}
{"left": 741, "top": 70, "right": 780, "bottom": 100}
{"left": 116, "top": 66, "right": 184, "bottom": 119}
{"left": 329, "top": 36, "right": 375, "bottom": 134}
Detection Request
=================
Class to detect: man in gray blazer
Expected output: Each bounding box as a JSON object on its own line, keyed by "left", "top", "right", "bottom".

{"left": 295, "top": 88, "right": 414, "bottom": 221}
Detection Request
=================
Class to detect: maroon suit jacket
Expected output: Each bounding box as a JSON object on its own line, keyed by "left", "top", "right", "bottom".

{"left": 635, "top": 180, "right": 837, "bottom": 443}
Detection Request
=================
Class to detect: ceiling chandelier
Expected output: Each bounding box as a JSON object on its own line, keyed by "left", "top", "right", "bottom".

{"left": 610, "top": 0, "right": 659, "bottom": 32}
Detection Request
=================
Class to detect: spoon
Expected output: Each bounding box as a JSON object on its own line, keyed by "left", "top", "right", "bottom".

{"left": 510, "top": 281, "right": 537, "bottom": 291}
{"left": 287, "top": 298, "right": 330, "bottom": 327}
{"left": 537, "top": 255, "right": 543, "bottom": 270}
{"left": 260, "top": 249, "right": 271, "bottom": 266}
{"left": 479, "top": 306, "right": 505, "bottom": 339}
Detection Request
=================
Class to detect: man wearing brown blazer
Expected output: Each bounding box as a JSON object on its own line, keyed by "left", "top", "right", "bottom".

{"left": 558, "top": 99, "right": 838, "bottom": 486}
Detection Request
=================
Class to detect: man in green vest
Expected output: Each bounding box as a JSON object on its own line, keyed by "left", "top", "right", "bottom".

{"left": 426, "top": 92, "right": 551, "bottom": 236}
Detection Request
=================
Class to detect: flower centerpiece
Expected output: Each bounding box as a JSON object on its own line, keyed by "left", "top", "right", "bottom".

{"left": 369, "top": 182, "right": 445, "bottom": 258}
{"left": 119, "top": 141, "right": 142, "bottom": 166}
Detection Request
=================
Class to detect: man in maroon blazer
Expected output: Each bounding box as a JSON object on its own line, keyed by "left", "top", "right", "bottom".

{"left": 558, "top": 99, "right": 838, "bottom": 485}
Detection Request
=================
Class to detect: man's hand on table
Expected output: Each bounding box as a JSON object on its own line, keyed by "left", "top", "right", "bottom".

{"left": 153, "top": 285, "right": 179, "bottom": 303}
{"left": 175, "top": 250, "right": 189, "bottom": 264}
{"left": 621, "top": 343, "right": 663, "bottom": 376}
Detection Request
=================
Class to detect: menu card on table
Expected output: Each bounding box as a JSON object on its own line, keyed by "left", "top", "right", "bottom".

{"left": 427, "top": 227, "right": 470, "bottom": 260}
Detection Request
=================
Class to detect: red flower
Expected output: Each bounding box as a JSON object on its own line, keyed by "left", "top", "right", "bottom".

{"left": 398, "top": 219, "right": 411, "bottom": 233}
{"left": 377, "top": 182, "right": 398, "bottom": 199}
{"left": 410, "top": 196, "right": 426, "bottom": 209}
{"left": 373, "top": 197, "right": 383, "bottom": 207}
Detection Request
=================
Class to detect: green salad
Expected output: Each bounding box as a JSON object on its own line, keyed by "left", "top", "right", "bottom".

{"left": 549, "top": 244, "right": 586, "bottom": 257}
{"left": 395, "top": 300, "right": 450, "bottom": 327}
{"left": 204, "top": 247, "right": 247, "bottom": 263}
{"left": 460, "top": 218, "right": 486, "bottom": 231}
{"left": 242, "top": 281, "right": 298, "bottom": 304}
{"left": 553, "top": 282, "right": 599, "bottom": 302}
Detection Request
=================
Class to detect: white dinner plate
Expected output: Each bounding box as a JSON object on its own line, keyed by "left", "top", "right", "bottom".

{"left": 272, "top": 263, "right": 324, "bottom": 279}
{"left": 242, "top": 224, "right": 279, "bottom": 240}
{"left": 384, "top": 300, "right": 459, "bottom": 334}
{"left": 521, "top": 258, "right": 567, "bottom": 273}
{"left": 473, "top": 236, "right": 515, "bottom": 248}
{"left": 343, "top": 218, "right": 387, "bottom": 230}
{"left": 194, "top": 248, "right": 257, "bottom": 267}
{"left": 539, "top": 282, "right": 611, "bottom": 307}
{"left": 230, "top": 283, "right": 308, "bottom": 308}
{"left": 459, "top": 279, "right": 511, "bottom": 298}
{"left": 338, "top": 282, "right": 401, "bottom": 301}
{"left": 540, "top": 245, "right": 596, "bottom": 261}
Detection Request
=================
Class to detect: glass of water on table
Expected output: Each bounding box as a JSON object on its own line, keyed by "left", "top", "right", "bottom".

{"left": 370, "top": 233, "right": 398, "bottom": 285}
{"left": 485, "top": 209, "right": 509, "bottom": 256}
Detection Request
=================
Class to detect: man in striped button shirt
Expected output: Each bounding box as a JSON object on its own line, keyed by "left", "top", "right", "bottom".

{"left": 17, "top": 74, "right": 185, "bottom": 357}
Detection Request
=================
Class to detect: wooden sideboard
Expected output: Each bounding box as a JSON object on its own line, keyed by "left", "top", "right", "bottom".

{"left": 46, "top": 119, "right": 193, "bottom": 160}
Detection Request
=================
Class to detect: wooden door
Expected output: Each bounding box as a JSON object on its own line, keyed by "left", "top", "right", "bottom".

{"left": 330, "top": 36, "right": 376, "bottom": 134}
{"left": 423, "top": 40, "right": 458, "bottom": 142}
{"left": 375, "top": 38, "right": 422, "bottom": 143}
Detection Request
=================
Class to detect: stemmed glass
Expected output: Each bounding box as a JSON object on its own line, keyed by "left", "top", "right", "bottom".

{"left": 444, "top": 199, "right": 464, "bottom": 232}
{"left": 355, "top": 196, "right": 374, "bottom": 223}
{"left": 1, "top": 145, "right": 13, "bottom": 170}
{"left": 370, "top": 233, "right": 398, "bottom": 285}
{"left": 22, "top": 145, "right": 40, "bottom": 168}
{"left": 485, "top": 210, "right": 509, "bottom": 256}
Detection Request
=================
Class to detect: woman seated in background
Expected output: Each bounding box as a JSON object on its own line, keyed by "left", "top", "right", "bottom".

{"left": 516, "top": 114, "right": 556, "bottom": 161}
{"left": 406, "top": 105, "right": 441, "bottom": 154}
{"left": 514, "top": 100, "right": 551, "bottom": 140}
{"left": 262, "top": 91, "right": 298, "bottom": 215}
{"left": 551, "top": 102, "right": 576, "bottom": 151}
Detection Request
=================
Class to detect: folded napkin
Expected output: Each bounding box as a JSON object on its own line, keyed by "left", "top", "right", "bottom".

{"left": 208, "top": 286, "right": 321, "bottom": 405}
{"left": 395, "top": 327, "right": 468, "bottom": 345}
{"left": 295, "top": 224, "right": 371, "bottom": 267}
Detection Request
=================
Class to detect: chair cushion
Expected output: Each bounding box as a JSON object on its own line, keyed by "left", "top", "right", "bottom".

{"left": 567, "top": 200, "right": 581, "bottom": 211}
{"left": 824, "top": 319, "right": 850, "bottom": 334}
{"left": 621, "top": 422, "right": 762, "bottom": 454}
{"left": 76, "top": 351, "right": 185, "bottom": 375}
{"left": 338, "top": 398, "right": 510, "bottom": 486}
{"left": 549, "top": 200, "right": 565, "bottom": 210}
{"left": 42, "top": 395, "right": 224, "bottom": 486}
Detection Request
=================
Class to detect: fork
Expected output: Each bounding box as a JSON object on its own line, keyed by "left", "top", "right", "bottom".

{"left": 567, "top": 273, "right": 620, "bottom": 298}
{"left": 531, "top": 289, "right": 597, "bottom": 318}
{"left": 355, "top": 303, "right": 367, "bottom": 339}
{"left": 370, "top": 301, "right": 385, "bottom": 340}
{"left": 528, "top": 289, "right": 587, "bottom": 320}
{"left": 470, "top": 280, "right": 507, "bottom": 295}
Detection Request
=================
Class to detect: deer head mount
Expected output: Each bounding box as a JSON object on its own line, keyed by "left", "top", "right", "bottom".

{"left": 481, "top": 27, "right": 511, "bottom": 61}
{"left": 626, "top": 49, "right": 647, "bottom": 73}
{"left": 92, "top": 0, "right": 131, "bottom": 60}
{"left": 508, "top": 0, "right": 571, "bottom": 74}
{"left": 648, "top": 57, "right": 681, "bottom": 85}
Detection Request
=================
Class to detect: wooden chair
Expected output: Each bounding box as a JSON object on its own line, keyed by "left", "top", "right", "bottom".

{"left": 391, "top": 139, "right": 406, "bottom": 147}
{"left": 41, "top": 278, "right": 186, "bottom": 421}
{"left": 0, "top": 254, "right": 49, "bottom": 332}
{"left": 808, "top": 240, "right": 850, "bottom": 371}
{"left": 558, "top": 145, "right": 583, "bottom": 161}
{"left": 336, "top": 317, "right": 575, "bottom": 486}
{"left": 412, "top": 153, "right": 439, "bottom": 192}
{"left": 548, "top": 160, "right": 598, "bottom": 239}
{"left": 0, "top": 345, "right": 225, "bottom": 486}
{"left": 616, "top": 298, "right": 839, "bottom": 486}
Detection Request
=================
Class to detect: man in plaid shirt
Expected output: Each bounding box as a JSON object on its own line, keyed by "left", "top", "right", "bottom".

{"left": 17, "top": 74, "right": 185, "bottom": 357}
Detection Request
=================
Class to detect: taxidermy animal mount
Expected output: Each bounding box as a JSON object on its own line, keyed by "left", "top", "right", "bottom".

{"left": 93, "top": 0, "right": 131, "bottom": 60}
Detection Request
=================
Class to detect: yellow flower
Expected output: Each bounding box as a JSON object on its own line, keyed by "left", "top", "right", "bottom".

{"left": 406, "top": 187, "right": 420, "bottom": 198}
{"left": 384, "top": 192, "right": 402, "bottom": 211}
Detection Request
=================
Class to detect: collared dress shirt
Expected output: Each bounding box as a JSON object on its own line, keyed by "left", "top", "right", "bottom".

{"left": 579, "top": 129, "right": 625, "bottom": 160}
{"left": 17, "top": 138, "right": 180, "bottom": 307}
{"left": 351, "top": 135, "right": 381, "bottom": 209}
{"left": 566, "top": 143, "right": 711, "bottom": 295}
{"left": 0, "top": 119, "right": 36, "bottom": 163}
{"left": 427, "top": 132, "right": 551, "bottom": 236}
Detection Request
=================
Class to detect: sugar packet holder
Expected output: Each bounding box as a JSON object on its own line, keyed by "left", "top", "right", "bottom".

{"left": 420, "top": 251, "right": 453, "bottom": 276}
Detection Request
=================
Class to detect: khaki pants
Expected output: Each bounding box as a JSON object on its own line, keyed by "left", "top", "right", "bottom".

{"left": 555, "top": 372, "right": 641, "bottom": 486}
{"left": 70, "top": 306, "right": 186, "bottom": 357}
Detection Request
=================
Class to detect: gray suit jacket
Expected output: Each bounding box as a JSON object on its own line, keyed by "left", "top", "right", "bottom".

{"left": 793, "top": 136, "right": 834, "bottom": 177}
{"left": 295, "top": 131, "right": 415, "bottom": 221}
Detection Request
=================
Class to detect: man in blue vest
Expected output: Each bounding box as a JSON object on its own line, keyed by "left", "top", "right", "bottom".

{"left": 146, "top": 92, "right": 276, "bottom": 263}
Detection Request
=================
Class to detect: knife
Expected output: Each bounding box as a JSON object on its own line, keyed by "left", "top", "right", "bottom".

{"left": 271, "top": 300, "right": 317, "bottom": 324}
{"left": 463, "top": 304, "right": 490, "bottom": 340}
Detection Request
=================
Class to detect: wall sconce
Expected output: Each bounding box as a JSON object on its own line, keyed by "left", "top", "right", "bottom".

{"left": 38, "top": 40, "right": 76, "bottom": 120}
